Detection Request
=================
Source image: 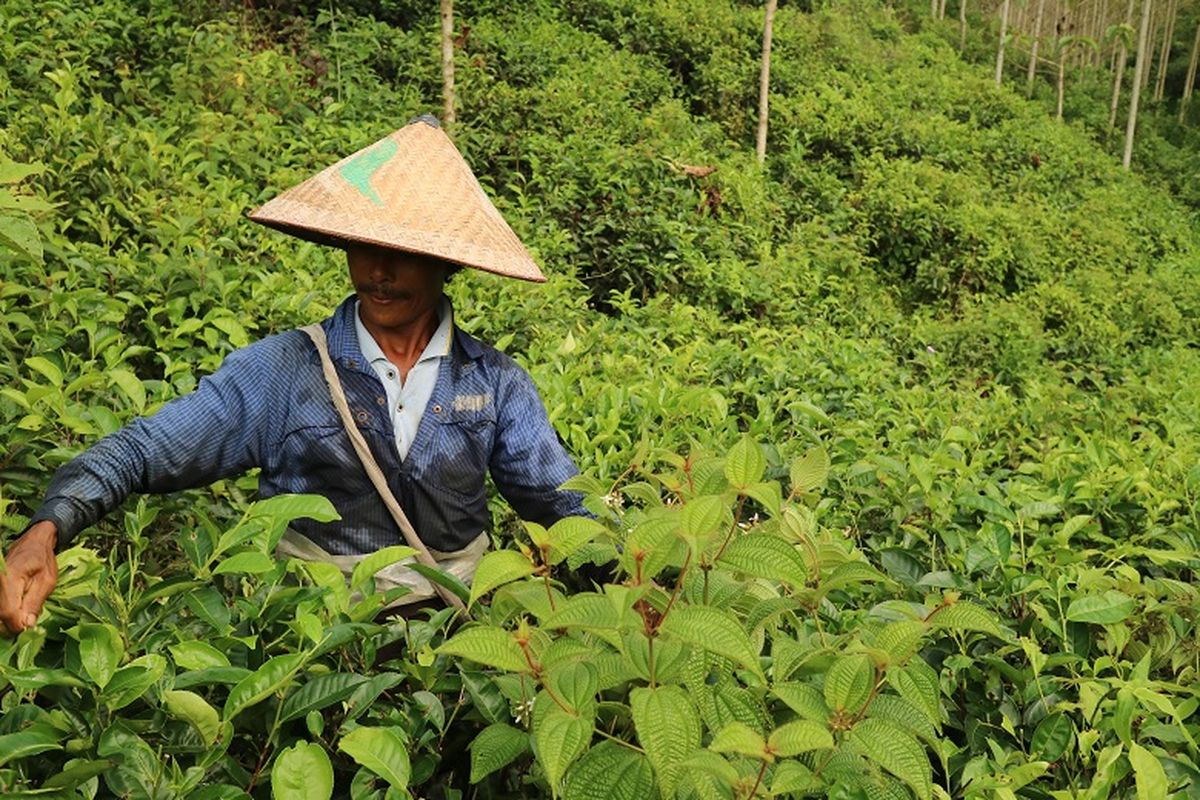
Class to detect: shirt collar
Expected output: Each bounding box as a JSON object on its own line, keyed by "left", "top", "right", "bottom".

{"left": 324, "top": 294, "right": 486, "bottom": 368}
{"left": 353, "top": 296, "right": 453, "bottom": 368}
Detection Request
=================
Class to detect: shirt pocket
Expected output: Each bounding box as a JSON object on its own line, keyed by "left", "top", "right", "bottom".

{"left": 432, "top": 411, "right": 495, "bottom": 500}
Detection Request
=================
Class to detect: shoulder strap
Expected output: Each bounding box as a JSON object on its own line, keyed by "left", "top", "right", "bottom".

{"left": 300, "top": 324, "right": 467, "bottom": 613}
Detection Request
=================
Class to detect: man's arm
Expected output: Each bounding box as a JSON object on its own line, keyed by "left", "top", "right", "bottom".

{"left": 1, "top": 340, "right": 277, "bottom": 632}
{"left": 488, "top": 364, "right": 587, "bottom": 527}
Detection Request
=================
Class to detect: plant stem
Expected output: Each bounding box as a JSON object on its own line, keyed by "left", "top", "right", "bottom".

{"left": 747, "top": 759, "right": 769, "bottom": 799}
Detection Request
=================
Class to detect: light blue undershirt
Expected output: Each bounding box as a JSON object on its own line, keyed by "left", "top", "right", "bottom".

{"left": 354, "top": 297, "right": 453, "bottom": 461}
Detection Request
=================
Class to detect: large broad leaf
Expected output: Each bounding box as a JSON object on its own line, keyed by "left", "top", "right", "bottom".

{"left": 279, "top": 672, "right": 368, "bottom": 723}
{"left": 717, "top": 534, "right": 808, "bottom": 590}
{"left": 1066, "top": 591, "right": 1136, "bottom": 625}
{"left": 169, "top": 640, "right": 231, "bottom": 670}
{"left": 659, "top": 606, "right": 763, "bottom": 678}
{"left": 790, "top": 447, "right": 830, "bottom": 495}
{"left": 773, "top": 682, "right": 830, "bottom": 723}
{"left": 927, "top": 600, "right": 1005, "bottom": 638}
{"left": 563, "top": 741, "right": 655, "bottom": 800}
{"left": 768, "top": 720, "right": 833, "bottom": 757}
{"left": 868, "top": 695, "right": 939, "bottom": 744}
{"left": 271, "top": 740, "right": 333, "bottom": 800}
{"left": 546, "top": 517, "right": 608, "bottom": 566}
{"left": 532, "top": 692, "right": 593, "bottom": 793}
{"left": 469, "top": 723, "right": 530, "bottom": 783}
{"left": 224, "top": 653, "right": 307, "bottom": 721}
{"left": 0, "top": 725, "right": 63, "bottom": 768}
{"left": 338, "top": 727, "right": 410, "bottom": 789}
{"left": 543, "top": 593, "right": 623, "bottom": 631}
{"left": 873, "top": 620, "right": 928, "bottom": 664}
{"left": 887, "top": 662, "right": 943, "bottom": 726}
{"left": 437, "top": 626, "right": 529, "bottom": 673}
{"left": 1129, "top": 743, "right": 1168, "bottom": 800}
{"left": 724, "top": 437, "right": 766, "bottom": 489}
{"left": 630, "top": 685, "right": 701, "bottom": 797}
{"left": 709, "top": 722, "right": 765, "bottom": 759}
{"left": 847, "top": 718, "right": 932, "bottom": 800}
{"left": 1031, "top": 712, "right": 1075, "bottom": 762}
{"left": 546, "top": 661, "right": 599, "bottom": 714}
{"left": 162, "top": 690, "right": 221, "bottom": 745}
{"left": 824, "top": 654, "right": 875, "bottom": 714}
{"left": 0, "top": 213, "right": 42, "bottom": 263}
{"left": 469, "top": 550, "right": 537, "bottom": 607}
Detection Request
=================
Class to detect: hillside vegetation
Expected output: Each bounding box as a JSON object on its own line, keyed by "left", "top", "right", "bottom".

{"left": 1, "top": 0, "right": 1199, "bottom": 797}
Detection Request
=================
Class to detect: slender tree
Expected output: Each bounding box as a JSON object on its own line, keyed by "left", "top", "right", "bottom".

{"left": 440, "top": 0, "right": 456, "bottom": 128}
{"left": 1153, "top": 0, "right": 1177, "bottom": 101}
{"left": 756, "top": 0, "right": 778, "bottom": 164}
{"left": 1182, "top": 16, "right": 1200, "bottom": 123}
{"left": 1124, "top": 0, "right": 1153, "bottom": 169}
{"left": 1108, "top": 11, "right": 1136, "bottom": 129}
{"left": 1027, "top": 0, "right": 1049, "bottom": 95}
{"left": 996, "top": 0, "right": 1012, "bottom": 85}
{"left": 960, "top": 0, "right": 970, "bottom": 52}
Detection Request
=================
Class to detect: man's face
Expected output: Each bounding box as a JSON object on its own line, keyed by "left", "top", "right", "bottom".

{"left": 347, "top": 245, "right": 450, "bottom": 331}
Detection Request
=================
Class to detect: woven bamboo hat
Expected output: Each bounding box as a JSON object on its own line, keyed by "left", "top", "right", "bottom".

{"left": 248, "top": 115, "right": 545, "bottom": 282}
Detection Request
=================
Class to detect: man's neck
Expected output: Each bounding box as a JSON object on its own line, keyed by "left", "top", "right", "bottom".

{"left": 359, "top": 306, "right": 441, "bottom": 380}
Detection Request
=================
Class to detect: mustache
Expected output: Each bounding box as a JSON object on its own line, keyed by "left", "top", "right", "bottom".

{"left": 356, "top": 283, "right": 412, "bottom": 300}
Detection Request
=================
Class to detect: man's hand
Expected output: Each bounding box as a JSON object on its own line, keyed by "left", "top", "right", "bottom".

{"left": 0, "top": 521, "right": 58, "bottom": 635}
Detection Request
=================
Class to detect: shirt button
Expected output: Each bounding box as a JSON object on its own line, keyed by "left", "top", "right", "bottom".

{"left": 355, "top": 410, "right": 369, "bottom": 423}
{"left": 432, "top": 404, "right": 443, "bottom": 414}
{"left": 376, "top": 396, "right": 386, "bottom": 406}
{"left": 386, "top": 370, "right": 396, "bottom": 380}
{"left": 397, "top": 402, "right": 404, "bottom": 412}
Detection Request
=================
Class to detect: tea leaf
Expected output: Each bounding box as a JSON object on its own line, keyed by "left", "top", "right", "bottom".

{"left": 162, "top": 690, "right": 221, "bottom": 745}
{"left": 1031, "top": 712, "right": 1074, "bottom": 762}
{"left": 76, "top": 622, "right": 124, "bottom": 689}
{"left": 1066, "top": 591, "right": 1136, "bottom": 624}
{"left": 223, "top": 653, "right": 306, "bottom": 721}
{"left": 338, "top": 726, "right": 410, "bottom": 789}
{"left": 1129, "top": 743, "right": 1168, "bottom": 800}
{"left": 349, "top": 545, "right": 418, "bottom": 593}
{"left": 279, "top": 672, "right": 369, "bottom": 723}
{"left": 271, "top": 741, "right": 333, "bottom": 800}
{"left": 0, "top": 725, "right": 63, "bottom": 768}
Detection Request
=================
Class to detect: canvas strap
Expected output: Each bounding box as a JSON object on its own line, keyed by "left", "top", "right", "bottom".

{"left": 300, "top": 323, "right": 467, "bottom": 613}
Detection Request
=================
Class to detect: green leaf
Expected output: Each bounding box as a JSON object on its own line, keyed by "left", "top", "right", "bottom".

{"left": 0, "top": 214, "right": 43, "bottom": 263}
{"left": 887, "top": 662, "right": 943, "bottom": 726}
{"left": 104, "top": 655, "right": 167, "bottom": 710}
{"left": 271, "top": 741, "right": 333, "bottom": 800}
{"left": 1031, "top": 712, "right": 1075, "bottom": 762}
{"left": 546, "top": 517, "right": 608, "bottom": 565}
{"left": 338, "top": 727, "right": 410, "bottom": 789}
{"left": 824, "top": 654, "right": 875, "bottom": 713}
{"left": 1129, "top": 743, "right": 1168, "bottom": 800}
{"left": 927, "top": 600, "right": 1005, "bottom": 638}
{"left": 717, "top": 534, "right": 807, "bottom": 590}
{"left": 25, "top": 355, "right": 62, "bottom": 387}
{"left": 437, "top": 626, "right": 530, "bottom": 672}
{"left": 790, "top": 447, "right": 829, "bottom": 494}
{"left": 76, "top": 622, "right": 124, "bottom": 689}
{"left": 773, "top": 682, "right": 830, "bottom": 723}
{"left": 681, "top": 495, "right": 730, "bottom": 538}
{"left": 0, "top": 161, "right": 44, "bottom": 183}
{"left": 213, "top": 551, "right": 276, "bottom": 576}
{"left": 874, "top": 620, "right": 928, "bottom": 664}
{"left": 470, "top": 723, "right": 530, "bottom": 783}
{"left": 532, "top": 692, "right": 592, "bottom": 792}
{"left": 631, "top": 685, "right": 701, "bottom": 797}
{"left": 563, "top": 741, "right": 655, "bottom": 800}
{"left": 543, "top": 592, "right": 623, "bottom": 631}
{"left": 709, "top": 721, "right": 766, "bottom": 758}
{"left": 279, "top": 672, "right": 368, "bottom": 723}
{"left": 724, "top": 437, "right": 766, "bottom": 489}
{"left": 469, "top": 549, "right": 536, "bottom": 606}
{"left": 768, "top": 720, "right": 834, "bottom": 756}
{"left": 0, "top": 726, "right": 63, "bottom": 768}
{"left": 109, "top": 368, "right": 146, "bottom": 412}
{"left": 625, "top": 514, "right": 683, "bottom": 581}
{"left": 771, "top": 761, "right": 820, "bottom": 795}
{"left": 547, "top": 661, "right": 599, "bottom": 714}
{"left": 41, "top": 759, "right": 113, "bottom": 790}
{"left": 1065, "top": 591, "right": 1136, "bottom": 624}
{"left": 867, "top": 695, "right": 939, "bottom": 743}
{"left": 659, "top": 606, "right": 763, "bottom": 678}
{"left": 848, "top": 718, "right": 932, "bottom": 800}
{"left": 162, "top": 689, "right": 221, "bottom": 745}
{"left": 224, "top": 653, "right": 306, "bottom": 721}
{"left": 349, "top": 545, "right": 418, "bottom": 593}
{"left": 822, "top": 560, "right": 889, "bottom": 592}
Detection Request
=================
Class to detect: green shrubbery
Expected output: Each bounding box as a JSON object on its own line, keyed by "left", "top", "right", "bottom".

{"left": 2, "top": 0, "right": 1200, "bottom": 796}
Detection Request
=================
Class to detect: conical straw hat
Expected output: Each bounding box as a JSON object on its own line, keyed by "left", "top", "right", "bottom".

{"left": 248, "top": 116, "right": 545, "bottom": 282}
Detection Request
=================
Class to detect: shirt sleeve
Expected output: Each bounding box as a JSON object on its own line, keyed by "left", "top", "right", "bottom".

{"left": 488, "top": 362, "right": 587, "bottom": 527}
{"left": 28, "top": 343, "right": 274, "bottom": 548}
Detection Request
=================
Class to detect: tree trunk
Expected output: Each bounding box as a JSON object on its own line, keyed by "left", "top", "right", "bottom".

{"left": 1153, "top": 0, "right": 1177, "bottom": 101}
{"left": 939, "top": 0, "right": 948, "bottom": 20}
{"left": 756, "top": 0, "right": 778, "bottom": 164}
{"left": 1109, "top": 0, "right": 1135, "bottom": 129}
{"left": 996, "top": 0, "right": 1011, "bottom": 86}
{"left": 932, "top": 0, "right": 939, "bottom": 17}
{"left": 1181, "top": 19, "right": 1200, "bottom": 123}
{"left": 1027, "top": 0, "right": 1048, "bottom": 95}
{"left": 1141, "top": 0, "right": 1156, "bottom": 91}
{"left": 959, "top": 0, "right": 969, "bottom": 52}
{"left": 1124, "top": 0, "right": 1152, "bottom": 170}
{"left": 440, "top": 0, "right": 456, "bottom": 128}
{"left": 1057, "top": 52, "right": 1066, "bottom": 119}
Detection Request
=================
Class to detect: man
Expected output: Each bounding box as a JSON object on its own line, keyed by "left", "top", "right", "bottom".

{"left": 0, "top": 116, "right": 585, "bottom": 634}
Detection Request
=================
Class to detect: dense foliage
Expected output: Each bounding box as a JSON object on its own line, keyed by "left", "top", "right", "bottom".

{"left": 1, "top": 0, "right": 1198, "bottom": 797}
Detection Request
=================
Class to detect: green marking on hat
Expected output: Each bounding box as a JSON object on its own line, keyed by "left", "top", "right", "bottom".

{"left": 339, "top": 139, "right": 398, "bottom": 206}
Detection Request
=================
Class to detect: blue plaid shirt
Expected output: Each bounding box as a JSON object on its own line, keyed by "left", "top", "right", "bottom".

{"left": 31, "top": 296, "right": 585, "bottom": 554}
